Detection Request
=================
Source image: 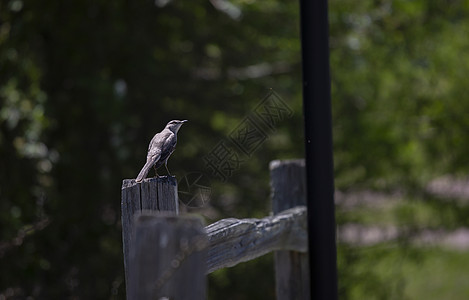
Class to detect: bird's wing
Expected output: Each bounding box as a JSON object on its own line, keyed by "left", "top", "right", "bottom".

{"left": 159, "top": 132, "right": 177, "bottom": 162}
{"left": 148, "top": 130, "right": 173, "bottom": 154}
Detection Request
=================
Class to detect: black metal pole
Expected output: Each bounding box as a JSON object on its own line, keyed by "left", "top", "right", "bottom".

{"left": 299, "top": 0, "right": 338, "bottom": 299}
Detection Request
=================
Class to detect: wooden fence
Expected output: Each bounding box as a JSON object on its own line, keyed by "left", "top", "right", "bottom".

{"left": 121, "top": 160, "right": 309, "bottom": 299}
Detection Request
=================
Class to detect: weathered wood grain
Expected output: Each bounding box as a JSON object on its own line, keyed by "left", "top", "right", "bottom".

{"left": 205, "top": 206, "right": 307, "bottom": 274}
{"left": 129, "top": 213, "right": 207, "bottom": 300}
{"left": 157, "top": 176, "right": 179, "bottom": 211}
{"left": 121, "top": 179, "right": 141, "bottom": 291}
{"left": 121, "top": 161, "right": 311, "bottom": 299}
{"left": 270, "top": 159, "right": 310, "bottom": 300}
{"left": 270, "top": 159, "right": 306, "bottom": 213}
{"left": 121, "top": 176, "right": 178, "bottom": 295}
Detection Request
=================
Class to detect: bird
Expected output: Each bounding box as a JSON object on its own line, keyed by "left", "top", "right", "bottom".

{"left": 135, "top": 120, "right": 188, "bottom": 183}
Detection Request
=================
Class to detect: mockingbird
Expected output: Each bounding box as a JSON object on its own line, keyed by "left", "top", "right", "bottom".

{"left": 136, "top": 120, "right": 188, "bottom": 182}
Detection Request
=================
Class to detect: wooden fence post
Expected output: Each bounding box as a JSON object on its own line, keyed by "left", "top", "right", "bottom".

{"left": 121, "top": 176, "right": 179, "bottom": 295}
{"left": 129, "top": 213, "right": 207, "bottom": 300}
{"left": 270, "top": 159, "right": 310, "bottom": 300}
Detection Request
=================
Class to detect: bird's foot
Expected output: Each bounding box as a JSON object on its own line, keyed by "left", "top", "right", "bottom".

{"left": 153, "top": 166, "right": 160, "bottom": 178}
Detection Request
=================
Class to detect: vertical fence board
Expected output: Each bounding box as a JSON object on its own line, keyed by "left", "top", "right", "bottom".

{"left": 270, "top": 159, "right": 310, "bottom": 300}
{"left": 129, "top": 214, "right": 207, "bottom": 300}
{"left": 157, "top": 177, "right": 178, "bottom": 212}
{"left": 121, "top": 176, "right": 179, "bottom": 296}
{"left": 121, "top": 179, "right": 142, "bottom": 292}
{"left": 139, "top": 178, "right": 158, "bottom": 210}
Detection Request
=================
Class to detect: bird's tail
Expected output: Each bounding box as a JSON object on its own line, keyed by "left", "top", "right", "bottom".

{"left": 136, "top": 160, "right": 153, "bottom": 183}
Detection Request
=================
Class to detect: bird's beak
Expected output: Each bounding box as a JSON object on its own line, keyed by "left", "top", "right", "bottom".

{"left": 181, "top": 120, "right": 188, "bottom": 123}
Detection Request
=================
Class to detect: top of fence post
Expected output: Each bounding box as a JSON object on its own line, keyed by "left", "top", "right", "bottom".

{"left": 270, "top": 159, "right": 306, "bottom": 214}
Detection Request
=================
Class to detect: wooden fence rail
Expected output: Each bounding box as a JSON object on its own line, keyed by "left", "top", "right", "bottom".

{"left": 206, "top": 205, "right": 307, "bottom": 274}
{"left": 121, "top": 159, "right": 309, "bottom": 300}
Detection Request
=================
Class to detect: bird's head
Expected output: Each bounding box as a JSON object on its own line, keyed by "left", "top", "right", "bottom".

{"left": 165, "top": 119, "right": 188, "bottom": 133}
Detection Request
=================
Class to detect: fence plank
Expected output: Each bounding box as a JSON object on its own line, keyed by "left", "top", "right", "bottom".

{"left": 121, "top": 176, "right": 178, "bottom": 295}
{"left": 129, "top": 213, "right": 207, "bottom": 300}
{"left": 206, "top": 206, "right": 307, "bottom": 274}
{"left": 157, "top": 177, "right": 179, "bottom": 211}
{"left": 270, "top": 159, "right": 310, "bottom": 300}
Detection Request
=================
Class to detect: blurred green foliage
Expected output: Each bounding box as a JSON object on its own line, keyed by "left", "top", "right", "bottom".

{"left": 330, "top": 0, "right": 469, "bottom": 189}
{"left": 1, "top": 0, "right": 469, "bottom": 298}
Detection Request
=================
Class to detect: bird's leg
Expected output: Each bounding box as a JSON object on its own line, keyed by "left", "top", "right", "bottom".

{"left": 165, "top": 160, "right": 172, "bottom": 176}
{"left": 153, "top": 165, "right": 159, "bottom": 178}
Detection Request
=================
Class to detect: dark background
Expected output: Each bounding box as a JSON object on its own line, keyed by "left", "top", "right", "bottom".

{"left": 1, "top": 0, "right": 469, "bottom": 298}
